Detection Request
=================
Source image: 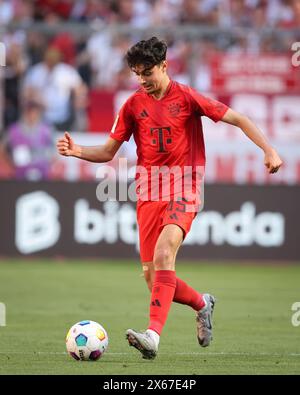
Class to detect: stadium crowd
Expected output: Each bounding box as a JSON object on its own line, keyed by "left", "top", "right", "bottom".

{"left": 0, "top": 0, "right": 299, "bottom": 179}
{"left": 1, "top": 0, "right": 300, "bottom": 28}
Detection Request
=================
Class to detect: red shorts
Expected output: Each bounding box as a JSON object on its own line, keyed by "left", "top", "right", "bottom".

{"left": 137, "top": 198, "right": 197, "bottom": 262}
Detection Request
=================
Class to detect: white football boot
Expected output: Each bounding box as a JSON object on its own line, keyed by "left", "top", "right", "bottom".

{"left": 126, "top": 328, "right": 159, "bottom": 360}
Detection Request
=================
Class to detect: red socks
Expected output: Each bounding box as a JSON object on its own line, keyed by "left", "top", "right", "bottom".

{"left": 148, "top": 270, "right": 176, "bottom": 335}
{"left": 173, "top": 277, "right": 205, "bottom": 311}
{"left": 147, "top": 271, "right": 205, "bottom": 336}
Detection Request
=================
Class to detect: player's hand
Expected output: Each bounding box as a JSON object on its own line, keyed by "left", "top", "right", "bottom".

{"left": 264, "top": 147, "right": 283, "bottom": 174}
{"left": 56, "top": 131, "right": 81, "bottom": 157}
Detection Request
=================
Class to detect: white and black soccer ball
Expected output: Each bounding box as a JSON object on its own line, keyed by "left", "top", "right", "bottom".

{"left": 66, "top": 320, "right": 109, "bottom": 361}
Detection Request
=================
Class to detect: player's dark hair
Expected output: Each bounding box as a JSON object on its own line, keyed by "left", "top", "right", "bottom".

{"left": 125, "top": 37, "right": 167, "bottom": 69}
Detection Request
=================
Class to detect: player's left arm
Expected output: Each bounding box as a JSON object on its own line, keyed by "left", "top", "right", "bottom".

{"left": 221, "top": 108, "right": 283, "bottom": 174}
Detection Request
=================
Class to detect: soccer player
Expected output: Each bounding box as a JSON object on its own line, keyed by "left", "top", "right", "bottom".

{"left": 57, "top": 37, "right": 283, "bottom": 360}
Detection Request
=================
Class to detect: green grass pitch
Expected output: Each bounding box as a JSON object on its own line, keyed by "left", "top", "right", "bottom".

{"left": 0, "top": 259, "right": 299, "bottom": 375}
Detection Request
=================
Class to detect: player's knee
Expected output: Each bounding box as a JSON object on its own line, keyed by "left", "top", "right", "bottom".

{"left": 153, "top": 247, "right": 173, "bottom": 270}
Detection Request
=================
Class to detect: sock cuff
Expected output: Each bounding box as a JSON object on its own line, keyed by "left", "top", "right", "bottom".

{"left": 154, "top": 270, "right": 176, "bottom": 286}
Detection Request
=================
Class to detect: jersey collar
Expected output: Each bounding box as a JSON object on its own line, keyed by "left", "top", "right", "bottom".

{"left": 150, "top": 79, "right": 173, "bottom": 101}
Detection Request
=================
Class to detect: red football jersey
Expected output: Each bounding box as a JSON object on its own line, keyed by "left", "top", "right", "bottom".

{"left": 110, "top": 80, "right": 228, "bottom": 201}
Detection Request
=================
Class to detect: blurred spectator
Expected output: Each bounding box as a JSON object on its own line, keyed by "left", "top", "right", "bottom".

{"left": 279, "top": 0, "right": 300, "bottom": 28}
{"left": 263, "top": 0, "right": 289, "bottom": 26}
{"left": 50, "top": 32, "right": 77, "bottom": 65}
{"left": 34, "top": 0, "right": 73, "bottom": 21}
{"left": 0, "top": 0, "right": 13, "bottom": 25}
{"left": 0, "top": 0, "right": 34, "bottom": 25}
{"left": 152, "top": 0, "right": 182, "bottom": 26}
{"left": 23, "top": 47, "right": 88, "bottom": 131}
{"left": 76, "top": 39, "right": 93, "bottom": 87}
{"left": 114, "top": 64, "right": 137, "bottom": 90}
{"left": 106, "top": 0, "right": 133, "bottom": 23}
{"left": 26, "top": 30, "right": 48, "bottom": 66}
{"left": 179, "top": 0, "right": 220, "bottom": 25}
{"left": 194, "top": 40, "right": 215, "bottom": 92}
{"left": 167, "top": 39, "right": 192, "bottom": 85}
{"left": 180, "top": 0, "right": 205, "bottom": 23}
{"left": 5, "top": 98, "right": 54, "bottom": 180}
{"left": 71, "top": 0, "right": 113, "bottom": 23}
{"left": 3, "top": 31, "right": 28, "bottom": 128}
{"left": 130, "top": 0, "right": 153, "bottom": 28}
{"left": 87, "top": 31, "right": 131, "bottom": 90}
{"left": 226, "top": 0, "right": 253, "bottom": 28}
{"left": 110, "top": 0, "right": 152, "bottom": 27}
{"left": 1, "top": 0, "right": 299, "bottom": 30}
{"left": 252, "top": 1, "right": 269, "bottom": 29}
{"left": 14, "top": 0, "right": 34, "bottom": 25}
{"left": 0, "top": 140, "right": 15, "bottom": 179}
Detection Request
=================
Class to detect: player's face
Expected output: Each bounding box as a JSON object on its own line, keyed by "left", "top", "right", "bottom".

{"left": 132, "top": 62, "right": 167, "bottom": 94}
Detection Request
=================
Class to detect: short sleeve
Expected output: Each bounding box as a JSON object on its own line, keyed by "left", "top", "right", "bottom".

{"left": 187, "top": 87, "right": 228, "bottom": 123}
{"left": 109, "top": 100, "right": 135, "bottom": 142}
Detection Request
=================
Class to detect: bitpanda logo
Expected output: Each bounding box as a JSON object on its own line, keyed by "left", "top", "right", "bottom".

{"left": 185, "top": 202, "right": 285, "bottom": 247}
{"left": 14, "top": 192, "right": 285, "bottom": 253}
{"left": 72, "top": 200, "right": 285, "bottom": 247}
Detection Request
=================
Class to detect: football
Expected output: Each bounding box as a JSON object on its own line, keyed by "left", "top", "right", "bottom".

{"left": 66, "top": 320, "right": 109, "bottom": 361}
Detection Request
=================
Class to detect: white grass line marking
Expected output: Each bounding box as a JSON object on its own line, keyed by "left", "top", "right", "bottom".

{"left": 0, "top": 351, "right": 300, "bottom": 357}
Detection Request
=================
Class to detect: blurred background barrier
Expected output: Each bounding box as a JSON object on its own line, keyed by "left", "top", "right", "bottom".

{"left": 0, "top": 181, "right": 299, "bottom": 260}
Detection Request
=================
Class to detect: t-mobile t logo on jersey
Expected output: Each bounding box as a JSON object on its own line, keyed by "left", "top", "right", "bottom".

{"left": 0, "top": 42, "right": 6, "bottom": 66}
{"left": 150, "top": 127, "right": 172, "bottom": 153}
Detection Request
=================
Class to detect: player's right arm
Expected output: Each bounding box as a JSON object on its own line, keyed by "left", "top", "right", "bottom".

{"left": 56, "top": 132, "right": 122, "bottom": 163}
{"left": 57, "top": 96, "right": 135, "bottom": 162}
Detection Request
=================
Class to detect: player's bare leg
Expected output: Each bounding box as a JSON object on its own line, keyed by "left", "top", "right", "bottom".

{"left": 142, "top": 262, "right": 155, "bottom": 292}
